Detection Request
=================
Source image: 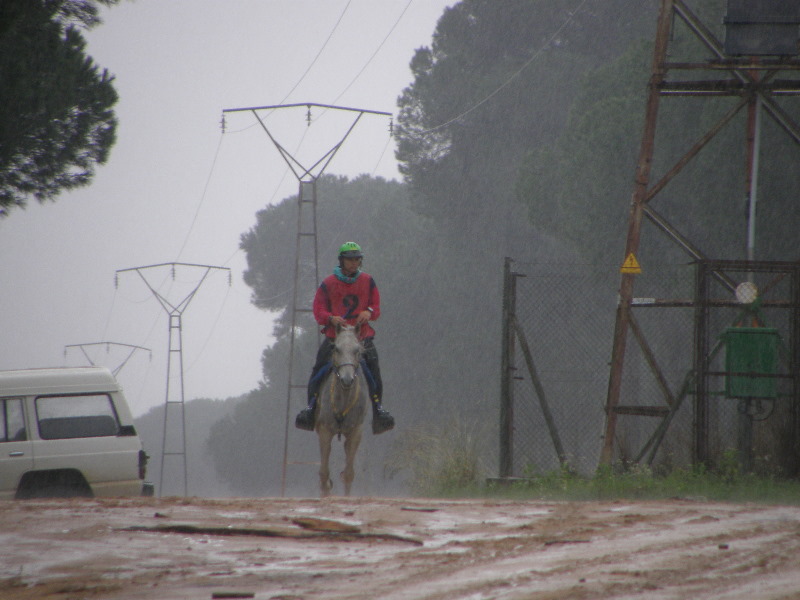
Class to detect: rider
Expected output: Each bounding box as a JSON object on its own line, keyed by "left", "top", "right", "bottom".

{"left": 295, "top": 241, "right": 395, "bottom": 435}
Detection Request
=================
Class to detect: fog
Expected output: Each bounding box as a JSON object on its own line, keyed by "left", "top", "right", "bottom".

{"left": 0, "top": 1, "right": 456, "bottom": 417}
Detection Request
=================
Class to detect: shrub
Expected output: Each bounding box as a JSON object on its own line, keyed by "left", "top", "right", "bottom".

{"left": 386, "top": 417, "right": 487, "bottom": 495}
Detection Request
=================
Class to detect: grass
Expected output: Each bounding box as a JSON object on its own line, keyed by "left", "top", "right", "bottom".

{"left": 483, "top": 462, "right": 800, "bottom": 505}
{"left": 388, "top": 420, "right": 800, "bottom": 503}
{"left": 386, "top": 416, "right": 488, "bottom": 496}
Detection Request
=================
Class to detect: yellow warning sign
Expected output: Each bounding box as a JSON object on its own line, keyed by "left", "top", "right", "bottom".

{"left": 620, "top": 253, "right": 642, "bottom": 274}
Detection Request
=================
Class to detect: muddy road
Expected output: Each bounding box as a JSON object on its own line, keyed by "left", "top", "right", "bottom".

{"left": 1, "top": 496, "right": 799, "bottom": 599}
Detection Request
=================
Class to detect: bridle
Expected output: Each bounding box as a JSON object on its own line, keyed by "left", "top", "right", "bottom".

{"left": 333, "top": 360, "right": 360, "bottom": 386}
{"left": 329, "top": 346, "right": 363, "bottom": 423}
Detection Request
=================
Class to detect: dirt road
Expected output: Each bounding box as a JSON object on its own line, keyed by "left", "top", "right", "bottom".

{"left": 1, "top": 496, "right": 799, "bottom": 599}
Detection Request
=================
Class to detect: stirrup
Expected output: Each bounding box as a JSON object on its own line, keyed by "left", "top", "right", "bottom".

{"left": 295, "top": 407, "right": 315, "bottom": 431}
{"left": 372, "top": 409, "right": 394, "bottom": 435}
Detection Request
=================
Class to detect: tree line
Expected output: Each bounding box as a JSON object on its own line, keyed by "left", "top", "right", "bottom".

{"left": 205, "top": 0, "right": 666, "bottom": 494}
{"left": 11, "top": 1, "right": 800, "bottom": 492}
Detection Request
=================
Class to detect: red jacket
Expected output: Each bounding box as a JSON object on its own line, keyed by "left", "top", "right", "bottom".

{"left": 313, "top": 271, "right": 380, "bottom": 339}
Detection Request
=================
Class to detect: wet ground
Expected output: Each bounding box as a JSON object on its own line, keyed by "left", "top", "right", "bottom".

{"left": 1, "top": 496, "right": 800, "bottom": 599}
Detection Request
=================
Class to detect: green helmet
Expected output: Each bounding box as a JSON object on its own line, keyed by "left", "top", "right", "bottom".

{"left": 338, "top": 241, "right": 363, "bottom": 259}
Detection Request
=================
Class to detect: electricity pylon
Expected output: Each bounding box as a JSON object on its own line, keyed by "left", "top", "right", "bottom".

{"left": 222, "top": 102, "right": 392, "bottom": 496}
{"left": 64, "top": 342, "right": 151, "bottom": 377}
{"left": 116, "top": 262, "right": 231, "bottom": 496}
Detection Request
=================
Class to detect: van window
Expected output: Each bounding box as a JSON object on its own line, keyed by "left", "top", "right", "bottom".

{"left": 1, "top": 398, "right": 26, "bottom": 442}
{"left": 36, "top": 394, "right": 120, "bottom": 440}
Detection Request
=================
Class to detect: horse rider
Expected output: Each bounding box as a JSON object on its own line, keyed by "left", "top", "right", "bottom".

{"left": 295, "top": 241, "right": 395, "bottom": 435}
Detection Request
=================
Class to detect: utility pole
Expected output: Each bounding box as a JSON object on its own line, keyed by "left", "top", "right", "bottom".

{"left": 64, "top": 342, "right": 151, "bottom": 377}
{"left": 222, "top": 102, "right": 392, "bottom": 496}
{"left": 116, "top": 262, "right": 231, "bottom": 497}
{"left": 499, "top": 257, "right": 518, "bottom": 478}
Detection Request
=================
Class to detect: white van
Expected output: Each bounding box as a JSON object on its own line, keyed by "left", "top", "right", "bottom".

{"left": 0, "top": 366, "right": 151, "bottom": 499}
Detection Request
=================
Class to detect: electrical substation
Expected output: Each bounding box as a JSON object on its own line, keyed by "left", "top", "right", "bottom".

{"left": 602, "top": 0, "right": 800, "bottom": 474}
{"left": 498, "top": 0, "right": 800, "bottom": 479}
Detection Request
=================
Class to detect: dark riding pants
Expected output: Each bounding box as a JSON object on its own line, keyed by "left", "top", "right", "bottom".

{"left": 307, "top": 337, "right": 382, "bottom": 405}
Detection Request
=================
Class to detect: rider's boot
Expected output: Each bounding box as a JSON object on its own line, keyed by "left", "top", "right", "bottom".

{"left": 295, "top": 395, "right": 317, "bottom": 431}
{"left": 371, "top": 395, "right": 395, "bottom": 434}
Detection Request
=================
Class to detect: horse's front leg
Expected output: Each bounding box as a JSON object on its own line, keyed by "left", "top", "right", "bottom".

{"left": 341, "top": 428, "right": 363, "bottom": 496}
{"left": 318, "top": 430, "right": 334, "bottom": 497}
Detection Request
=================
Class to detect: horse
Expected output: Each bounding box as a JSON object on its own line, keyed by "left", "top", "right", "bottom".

{"left": 315, "top": 323, "right": 369, "bottom": 497}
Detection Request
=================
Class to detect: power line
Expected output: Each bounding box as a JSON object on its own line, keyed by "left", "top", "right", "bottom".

{"left": 175, "top": 132, "right": 226, "bottom": 263}
{"left": 371, "top": 133, "right": 395, "bottom": 177}
{"left": 414, "top": 0, "right": 589, "bottom": 136}
{"left": 184, "top": 282, "right": 232, "bottom": 376}
{"left": 328, "top": 0, "right": 414, "bottom": 107}
{"left": 280, "top": 0, "right": 352, "bottom": 105}
{"left": 100, "top": 284, "right": 118, "bottom": 341}
{"left": 222, "top": 0, "right": 352, "bottom": 136}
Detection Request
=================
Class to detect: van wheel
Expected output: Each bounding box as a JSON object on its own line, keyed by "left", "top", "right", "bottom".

{"left": 16, "top": 470, "right": 93, "bottom": 499}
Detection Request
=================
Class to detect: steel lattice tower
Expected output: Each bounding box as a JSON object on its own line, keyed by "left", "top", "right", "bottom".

{"left": 222, "top": 103, "right": 391, "bottom": 496}
{"left": 601, "top": 0, "right": 800, "bottom": 468}
{"left": 116, "top": 262, "right": 230, "bottom": 496}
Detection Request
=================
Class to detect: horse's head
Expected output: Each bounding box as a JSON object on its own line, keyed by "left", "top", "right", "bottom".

{"left": 333, "top": 323, "right": 363, "bottom": 387}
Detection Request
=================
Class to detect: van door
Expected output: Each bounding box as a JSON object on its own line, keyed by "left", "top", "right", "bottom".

{"left": 0, "top": 398, "right": 33, "bottom": 499}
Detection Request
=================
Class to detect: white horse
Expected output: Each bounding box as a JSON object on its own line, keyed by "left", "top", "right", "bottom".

{"left": 315, "top": 324, "right": 369, "bottom": 497}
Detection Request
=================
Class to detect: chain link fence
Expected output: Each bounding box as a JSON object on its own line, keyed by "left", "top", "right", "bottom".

{"left": 504, "top": 258, "right": 799, "bottom": 478}
{"left": 506, "top": 260, "right": 620, "bottom": 476}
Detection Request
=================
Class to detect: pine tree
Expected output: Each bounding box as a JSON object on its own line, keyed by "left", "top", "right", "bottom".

{"left": 0, "top": 0, "right": 120, "bottom": 216}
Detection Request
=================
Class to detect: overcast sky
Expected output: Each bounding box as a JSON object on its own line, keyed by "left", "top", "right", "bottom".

{"left": 0, "top": 0, "right": 456, "bottom": 416}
